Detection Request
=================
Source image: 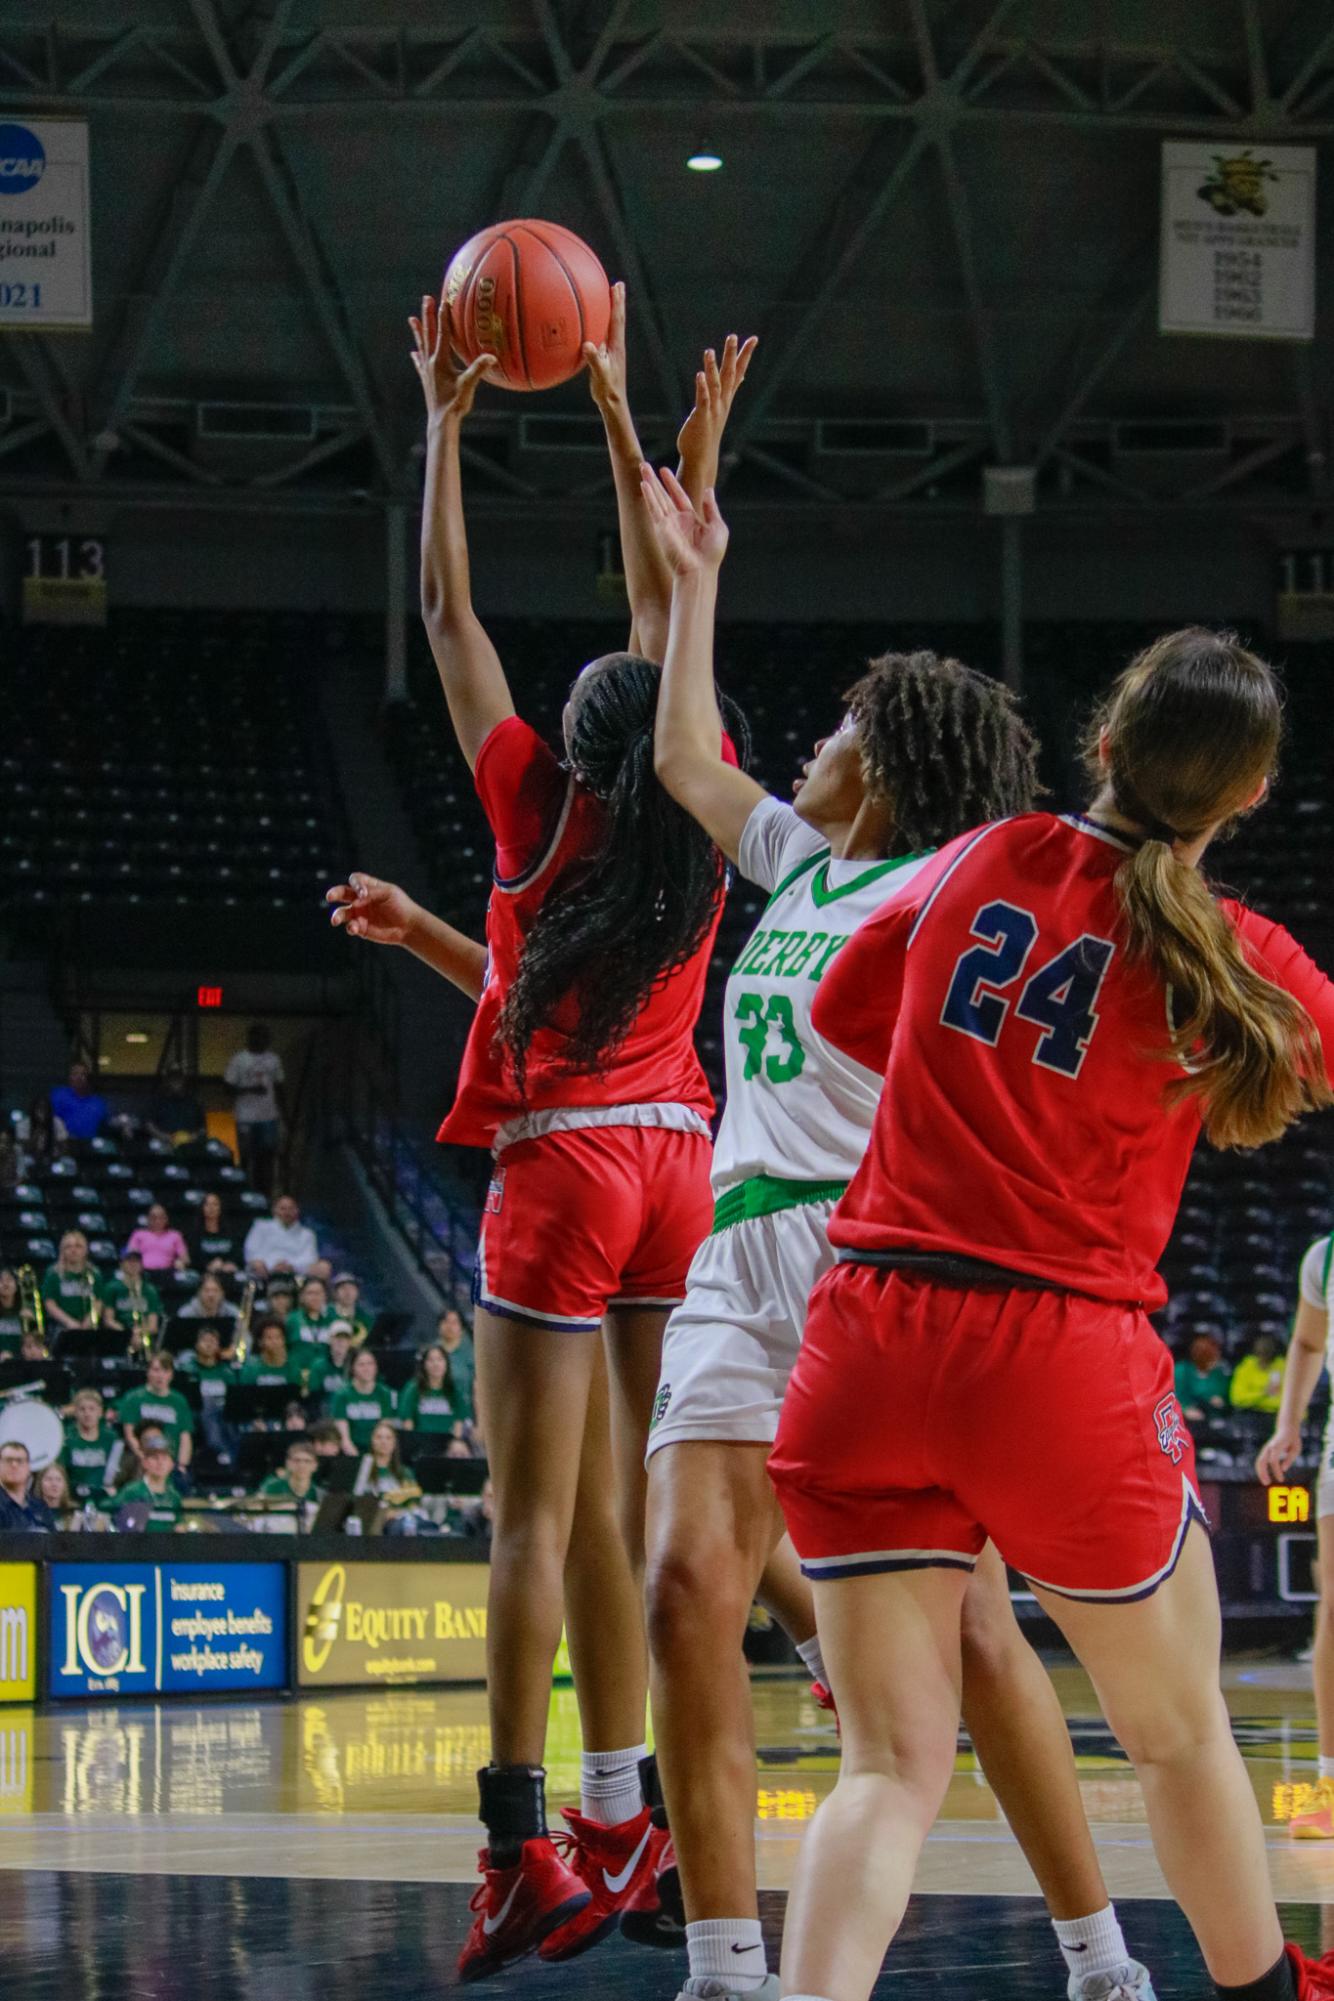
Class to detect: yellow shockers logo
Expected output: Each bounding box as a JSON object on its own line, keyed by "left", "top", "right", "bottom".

{"left": 1197, "top": 150, "right": 1278, "bottom": 218}
{"left": 303, "top": 1562, "right": 346, "bottom": 1677}
{"left": 58, "top": 1581, "right": 148, "bottom": 1680}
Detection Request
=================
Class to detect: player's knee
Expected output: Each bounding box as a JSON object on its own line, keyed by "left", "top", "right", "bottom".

{"left": 646, "top": 1540, "right": 749, "bottom": 1662}
{"left": 1105, "top": 1684, "right": 1230, "bottom": 1770}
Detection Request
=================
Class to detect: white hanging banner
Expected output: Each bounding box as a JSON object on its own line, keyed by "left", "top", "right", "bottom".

{"left": 1159, "top": 140, "right": 1315, "bottom": 341}
{"left": 0, "top": 117, "right": 92, "bottom": 328}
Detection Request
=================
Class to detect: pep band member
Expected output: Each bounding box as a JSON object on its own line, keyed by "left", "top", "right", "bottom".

{"left": 769, "top": 632, "right": 1334, "bottom": 2001}
{"left": 332, "top": 290, "right": 754, "bottom": 1980}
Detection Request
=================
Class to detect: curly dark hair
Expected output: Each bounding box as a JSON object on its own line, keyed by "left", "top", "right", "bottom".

{"left": 497, "top": 652, "right": 749, "bottom": 1094}
{"left": 845, "top": 650, "right": 1041, "bottom": 852}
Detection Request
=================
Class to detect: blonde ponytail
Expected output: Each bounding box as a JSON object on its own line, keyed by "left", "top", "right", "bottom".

{"left": 1089, "top": 628, "right": 1332, "bottom": 1149}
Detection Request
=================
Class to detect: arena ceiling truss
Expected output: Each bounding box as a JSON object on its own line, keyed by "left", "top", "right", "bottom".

{"left": 0, "top": 0, "right": 1331, "bottom": 525}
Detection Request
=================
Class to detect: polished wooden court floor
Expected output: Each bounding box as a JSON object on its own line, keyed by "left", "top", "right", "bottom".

{"left": 2, "top": 1660, "right": 1333, "bottom": 1997}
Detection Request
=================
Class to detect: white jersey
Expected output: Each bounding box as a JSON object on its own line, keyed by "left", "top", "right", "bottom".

{"left": 1300, "top": 1234, "right": 1334, "bottom": 1373}
{"left": 711, "top": 796, "right": 933, "bottom": 1197}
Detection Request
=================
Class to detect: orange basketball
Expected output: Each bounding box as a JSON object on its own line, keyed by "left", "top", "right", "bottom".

{"left": 443, "top": 220, "right": 612, "bottom": 393}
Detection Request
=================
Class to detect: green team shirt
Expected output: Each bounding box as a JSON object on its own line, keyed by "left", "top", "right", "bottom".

{"left": 439, "top": 1340, "right": 475, "bottom": 1419}
{"left": 286, "top": 1306, "right": 337, "bottom": 1347}
{"left": 104, "top": 1277, "right": 165, "bottom": 1324}
{"left": 259, "top": 1471, "right": 320, "bottom": 1504}
{"left": 42, "top": 1264, "right": 106, "bottom": 1321}
{"left": 332, "top": 1384, "right": 397, "bottom": 1449}
{"left": 115, "top": 1477, "right": 183, "bottom": 1531}
{"left": 117, "top": 1385, "right": 194, "bottom": 1453}
{"left": 240, "top": 1354, "right": 307, "bottom": 1390}
{"left": 398, "top": 1381, "right": 461, "bottom": 1435}
{"left": 0, "top": 1308, "right": 23, "bottom": 1353}
{"left": 176, "top": 1354, "right": 233, "bottom": 1405}
{"left": 63, "top": 1421, "right": 120, "bottom": 1503}
{"left": 307, "top": 1351, "right": 351, "bottom": 1401}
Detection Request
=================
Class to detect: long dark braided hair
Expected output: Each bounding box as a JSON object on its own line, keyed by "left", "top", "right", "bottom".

{"left": 497, "top": 652, "right": 748, "bottom": 1095}
{"left": 846, "top": 649, "right": 1041, "bottom": 849}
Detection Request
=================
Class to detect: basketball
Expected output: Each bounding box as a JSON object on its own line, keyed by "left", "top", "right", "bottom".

{"left": 443, "top": 219, "right": 612, "bottom": 392}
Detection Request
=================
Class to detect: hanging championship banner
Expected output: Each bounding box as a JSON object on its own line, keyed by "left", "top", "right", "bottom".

{"left": 0, "top": 117, "right": 92, "bottom": 328}
{"left": 1159, "top": 140, "right": 1315, "bottom": 340}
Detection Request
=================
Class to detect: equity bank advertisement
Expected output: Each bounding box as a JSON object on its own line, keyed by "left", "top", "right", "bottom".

{"left": 298, "top": 1561, "right": 488, "bottom": 1687}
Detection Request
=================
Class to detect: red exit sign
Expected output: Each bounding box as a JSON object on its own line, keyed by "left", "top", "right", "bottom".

{"left": 197, "top": 985, "right": 223, "bottom": 1009}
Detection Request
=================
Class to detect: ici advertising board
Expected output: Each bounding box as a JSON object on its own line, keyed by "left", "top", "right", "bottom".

{"left": 49, "top": 1563, "right": 287, "bottom": 1700}
{"left": 298, "top": 1560, "right": 488, "bottom": 1688}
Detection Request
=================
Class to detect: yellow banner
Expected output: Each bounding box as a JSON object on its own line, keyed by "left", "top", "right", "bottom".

{"left": 297, "top": 1561, "right": 488, "bottom": 1688}
{"left": 0, "top": 1564, "right": 36, "bottom": 1704}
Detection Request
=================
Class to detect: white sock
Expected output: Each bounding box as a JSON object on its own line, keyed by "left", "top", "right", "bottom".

{"left": 795, "top": 1631, "right": 829, "bottom": 1689}
{"left": 686, "top": 1917, "right": 768, "bottom": 1990}
{"left": 579, "top": 1743, "right": 645, "bottom": 1825}
{"left": 1053, "top": 1904, "right": 1131, "bottom": 1980}
{"left": 1319, "top": 1755, "right": 1334, "bottom": 1782}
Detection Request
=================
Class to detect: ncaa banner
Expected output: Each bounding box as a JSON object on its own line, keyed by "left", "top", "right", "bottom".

{"left": 1159, "top": 139, "right": 1315, "bottom": 340}
{"left": 0, "top": 1562, "right": 36, "bottom": 1704}
{"left": 0, "top": 116, "right": 92, "bottom": 326}
{"left": 49, "top": 1563, "right": 287, "bottom": 1700}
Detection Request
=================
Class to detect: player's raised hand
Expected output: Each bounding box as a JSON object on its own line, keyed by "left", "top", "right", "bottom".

{"left": 1255, "top": 1420, "right": 1302, "bottom": 1485}
{"left": 326, "top": 873, "right": 416, "bottom": 944}
{"left": 583, "top": 280, "right": 628, "bottom": 416}
{"left": 640, "top": 464, "right": 729, "bottom": 578}
{"left": 676, "top": 334, "right": 758, "bottom": 495}
{"left": 410, "top": 292, "right": 497, "bottom": 423}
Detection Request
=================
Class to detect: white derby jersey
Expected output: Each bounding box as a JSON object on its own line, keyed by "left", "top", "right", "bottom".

{"left": 712, "top": 795, "right": 934, "bottom": 1198}
{"left": 1299, "top": 1233, "right": 1334, "bottom": 1372}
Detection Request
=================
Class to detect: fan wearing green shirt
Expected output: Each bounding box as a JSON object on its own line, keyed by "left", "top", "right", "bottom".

{"left": 332, "top": 1346, "right": 396, "bottom": 1452}
{"left": 117, "top": 1350, "right": 194, "bottom": 1471}
{"left": 115, "top": 1430, "right": 184, "bottom": 1530}
{"left": 435, "top": 1306, "right": 476, "bottom": 1425}
{"left": 399, "top": 1342, "right": 467, "bottom": 1439}
{"left": 258, "top": 1437, "right": 322, "bottom": 1513}
{"left": 308, "top": 1324, "right": 355, "bottom": 1408}
{"left": 285, "top": 1275, "right": 337, "bottom": 1349}
{"left": 331, "top": 1273, "right": 372, "bottom": 1345}
{"left": 63, "top": 1386, "right": 122, "bottom": 1506}
{"left": 102, "top": 1250, "right": 164, "bottom": 1344}
{"left": 0, "top": 1268, "right": 25, "bottom": 1353}
{"left": 239, "top": 1319, "right": 309, "bottom": 1391}
{"left": 41, "top": 1231, "right": 106, "bottom": 1334}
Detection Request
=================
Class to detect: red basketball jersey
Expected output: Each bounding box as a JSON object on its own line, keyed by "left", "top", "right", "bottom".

{"left": 437, "top": 716, "right": 727, "bottom": 1149}
{"left": 812, "top": 811, "right": 1334, "bottom": 1308}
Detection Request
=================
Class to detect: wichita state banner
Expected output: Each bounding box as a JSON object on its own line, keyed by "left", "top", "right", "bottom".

{"left": 1160, "top": 140, "right": 1315, "bottom": 340}
{"left": 298, "top": 1561, "right": 488, "bottom": 1687}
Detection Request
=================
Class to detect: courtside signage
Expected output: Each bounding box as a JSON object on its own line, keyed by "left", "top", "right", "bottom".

{"left": 297, "top": 1561, "right": 488, "bottom": 1687}
{"left": 48, "top": 1563, "right": 287, "bottom": 1699}
{"left": 0, "top": 1563, "right": 36, "bottom": 1703}
{"left": 0, "top": 118, "right": 92, "bottom": 326}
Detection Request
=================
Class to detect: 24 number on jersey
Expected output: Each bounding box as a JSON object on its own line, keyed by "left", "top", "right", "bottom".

{"left": 940, "top": 900, "right": 1115, "bottom": 1078}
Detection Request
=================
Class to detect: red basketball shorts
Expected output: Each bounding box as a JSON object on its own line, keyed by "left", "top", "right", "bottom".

{"left": 769, "top": 1261, "right": 1205, "bottom": 1602}
{"left": 474, "top": 1124, "right": 713, "bottom": 1333}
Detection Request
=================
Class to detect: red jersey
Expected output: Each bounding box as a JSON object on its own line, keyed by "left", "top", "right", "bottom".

{"left": 437, "top": 716, "right": 729, "bottom": 1149}
{"left": 812, "top": 811, "right": 1334, "bottom": 1308}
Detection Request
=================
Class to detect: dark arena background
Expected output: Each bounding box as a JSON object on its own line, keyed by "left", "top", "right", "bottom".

{"left": 0, "top": 3, "right": 1333, "bottom": 1997}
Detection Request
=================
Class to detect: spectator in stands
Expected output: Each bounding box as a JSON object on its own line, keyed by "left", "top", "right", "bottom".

{"left": 176, "top": 1324, "right": 235, "bottom": 1458}
{"left": 353, "top": 1421, "right": 423, "bottom": 1530}
{"left": 146, "top": 1069, "right": 207, "bottom": 1149}
{"left": 118, "top": 1351, "right": 194, "bottom": 1473}
{"left": 41, "top": 1231, "right": 105, "bottom": 1333}
{"left": 103, "top": 1249, "right": 164, "bottom": 1345}
{"left": 0, "top": 1438, "right": 53, "bottom": 1530}
{"left": 399, "top": 1342, "right": 467, "bottom": 1441}
{"left": 124, "top": 1202, "right": 191, "bottom": 1272}
{"left": 1175, "top": 1333, "right": 1232, "bottom": 1421}
{"left": 240, "top": 1319, "right": 307, "bottom": 1391}
{"left": 333, "top": 1347, "right": 396, "bottom": 1453}
{"left": 1229, "top": 1332, "right": 1288, "bottom": 1414}
{"left": 244, "top": 1193, "right": 322, "bottom": 1280}
{"left": 331, "top": 1272, "right": 371, "bottom": 1344}
{"left": 0, "top": 1268, "right": 24, "bottom": 1351}
{"left": 115, "top": 1430, "right": 183, "bottom": 1531}
{"left": 17, "top": 1093, "right": 68, "bottom": 1175}
{"left": 259, "top": 1437, "right": 321, "bottom": 1519}
{"left": 179, "top": 1271, "right": 239, "bottom": 1326}
{"left": 50, "top": 1060, "right": 108, "bottom": 1142}
{"left": 308, "top": 1323, "right": 355, "bottom": 1406}
{"left": 307, "top": 1418, "right": 344, "bottom": 1465}
{"left": 189, "top": 1191, "right": 241, "bottom": 1274}
{"left": 37, "top": 1459, "right": 78, "bottom": 1527}
{"left": 455, "top": 1476, "right": 494, "bottom": 1546}
{"left": 261, "top": 1273, "right": 298, "bottom": 1322}
{"left": 224, "top": 1024, "right": 286, "bottom": 1195}
{"left": 18, "top": 1330, "right": 46, "bottom": 1363}
{"left": 63, "top": 1386, "right": 121, "bottom": 1507}
{"left": 435, "top": 1306, "right": 475, "bottom": 1424}
{"left": 287, "top": 1274, "right": 336, "bottom": 1348}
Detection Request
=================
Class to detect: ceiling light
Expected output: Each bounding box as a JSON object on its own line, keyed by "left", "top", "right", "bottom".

{"left": 125, "top": 1031, "right": 149, "bottom": 1044}
{"left": 686, "top": 146, "right": 723, "bottom": 172}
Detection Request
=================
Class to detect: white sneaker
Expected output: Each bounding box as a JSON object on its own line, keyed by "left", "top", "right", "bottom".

{"left": 677, "top": 1977, "right": 781, "bottom": 2000}
{"left": 1069, "top": 1962, "right": 1158, "bottom": 2001}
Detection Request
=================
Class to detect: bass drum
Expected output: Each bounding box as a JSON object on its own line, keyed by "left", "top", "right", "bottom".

{"left": 0, "top": 1396, "right": 65, "bottom": 1471}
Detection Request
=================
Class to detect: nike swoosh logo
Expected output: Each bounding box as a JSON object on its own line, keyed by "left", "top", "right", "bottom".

{"left": 731, "top": 1942, "right": 763, "bottom": 1954}
{"left": 482, "top": 1878, "right": 523, "bottom": 1935}
{"left": 603, "top": 1825, "right": 653, "bottom": 1896}
{"left": 1068, "top": 1944, "right": 1089, "bottom": 1954}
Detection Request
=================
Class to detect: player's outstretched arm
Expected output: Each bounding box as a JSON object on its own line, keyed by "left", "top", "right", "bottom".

{"left": 585, "top": 281, "right": 672, "bottom": 664}
{"left": 676, "top": 334, "right": 758, "bottom": 506}
{"left": 1256, "top": 1295, "right": 1325, "bottom": 1485}
{"left": 641, "top": 465, "right": 765, "bottom": 865}
{"left": 326, "top": 873, "right": 487, "bottom": 1003}
{"left": 411, "top": 292, "right": 514, "bottom": 770}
